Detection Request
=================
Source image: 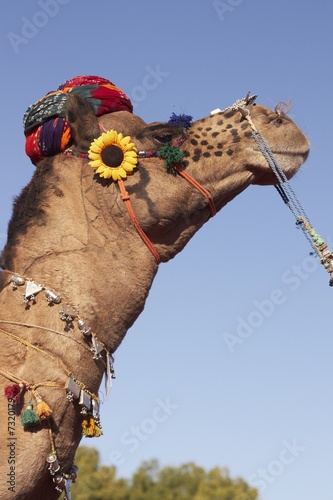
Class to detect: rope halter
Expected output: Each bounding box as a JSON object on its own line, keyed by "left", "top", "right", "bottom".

{"left": 237, "top": 104, "right": 333, "bottom": 286}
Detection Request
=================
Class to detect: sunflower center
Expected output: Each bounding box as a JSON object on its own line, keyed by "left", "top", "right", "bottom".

{"left": 101, "top": 145, "right": 124, "bottom": 167}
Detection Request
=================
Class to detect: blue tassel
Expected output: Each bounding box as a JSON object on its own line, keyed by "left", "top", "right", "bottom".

{"left": 168, "top": 113, "right": 193, "bottom": 130}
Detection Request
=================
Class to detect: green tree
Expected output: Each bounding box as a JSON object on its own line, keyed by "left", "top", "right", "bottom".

{"left": 155, "top": 462, "right": 206, "bottom": 499}
{"left": 193, "top": 466, "right": 258, "bottom": 500}
{"left": 128, "top": 459, "right": 158, "bottom": 500}
{"left": 70, "top": 447, "right": 128, "bottom": 500}
{"left": 70, "top": 447, "right": 258, "bottom": 500}
{"left": 128, "top": 460, "right": 206, "bottom": 500}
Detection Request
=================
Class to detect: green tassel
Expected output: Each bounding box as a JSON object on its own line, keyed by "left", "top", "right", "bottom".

{"left": 21, "top": 401, "right": 40, "bottom": 427}
{"left": 308, "top": 228, "right": 325, "bottom": 247}
{"left": 159, "top": 143, "right": 184, "bottom": 174}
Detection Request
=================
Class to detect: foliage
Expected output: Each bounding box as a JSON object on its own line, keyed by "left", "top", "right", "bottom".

{"left": 69, "top": 447, "right": 258, "bottom": 500}
{"left": 69, "top": 447, "right": 128, "bottom": 500}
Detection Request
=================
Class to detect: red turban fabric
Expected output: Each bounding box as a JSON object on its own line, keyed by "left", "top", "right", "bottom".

{"left": 24, "top": 76, "right": 133, "bottom": 164}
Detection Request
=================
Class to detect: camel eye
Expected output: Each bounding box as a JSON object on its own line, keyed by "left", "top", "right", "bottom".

{"left": 154, "top": 134, "right": 173, "bottom": 144}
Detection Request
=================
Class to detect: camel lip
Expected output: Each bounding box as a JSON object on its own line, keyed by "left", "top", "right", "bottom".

{"left": 271, "top": 149, "right": 310, "bottom": 163}
{"left": 270, "top": 145, "right": 310, "bottom": 155}
{"left": 249, "top": 147, "right": 310, "bottom": 186}
{"left": 252, "top": 144, "right": 310, "bottom": 164}
{"left": 252, "top": 143, "right": 310, "bottom": 156}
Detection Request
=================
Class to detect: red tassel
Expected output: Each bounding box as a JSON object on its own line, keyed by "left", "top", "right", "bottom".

{"left": 4, "top": 383, "right": 23, "bottom": 403}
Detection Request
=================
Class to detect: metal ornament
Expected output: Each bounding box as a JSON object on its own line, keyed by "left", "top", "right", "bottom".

{"left": 109, "top": 354, "right": 116, "bottom": 379}
{"left": 64, "top": 478, "right": 72, "bottom": 500}
{"left": 45, "top": 289, "right": 62, "bottom": 304}
{"left": 62, "top": 465, "right": 78, "bottom": 500}
{"left": 59, "top": 304, "right": 77, "bottom": 323}
{"left": 90, "top": 336, "right": 103, "bottom": 360}
{"left": 63, "top": 478, "right": 73, "bottom": 500}
{"left": 46, "top": 452, "right": 75, "bottom": 499}
{"left": 69, "top": 465, "right": 78, "bottom": 483}
{"left": 92, "top": 398, "right": 102, "bottom": 428}
{"left": 79, "top": 390, "right": 91, "bottom": 414}
{"left": 5, "top": 268, "right": 106, "bottom": 497}
{"left": 46, "top": 453, "right": 61, "bottom": 474}
{"left": 105, "top": 353, "right": 116, "bottom": 399}
{"left": 78, "top": 319, "right": 91, "bottom": 337}
{"left": 53, "top": 474, "right": 70, "bottom": 497}
{"left": 65, "top": 377, "right": 81, "bottom": 402}
{"left": 23, "top": 280, "right": 43, "bottom": 304}
{"left": 10, "top": 274, "right": 25, "bottom": 289}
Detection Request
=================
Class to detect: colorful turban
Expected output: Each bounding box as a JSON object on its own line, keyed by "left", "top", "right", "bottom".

{"left": 23, "top": 76, "right": 133, "bottom": 164}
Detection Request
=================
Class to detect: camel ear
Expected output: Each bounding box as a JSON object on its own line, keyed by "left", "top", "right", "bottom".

{"left": 66, "top": 93, "right": 100, "bottom": 151}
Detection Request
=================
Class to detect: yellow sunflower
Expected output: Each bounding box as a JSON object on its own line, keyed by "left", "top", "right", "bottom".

{"left": 88, "top": 130, "right": 138, "bottom": 181}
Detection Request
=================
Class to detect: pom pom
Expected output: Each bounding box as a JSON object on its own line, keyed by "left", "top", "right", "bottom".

{"left": 21, "top": 401, "right": 40, "bottom": 428}
{"left": 36, "top": 399, "right": 52, "bottom": 420}
{"left": 168, "top": 113, "right": 193, "bottom": 130}
{"left": 82, "top": 418, "right": 103, "bottom": 438}
{"left": 159, "top": 143, "right": 185, "bottom": 174}
{"left": 4, "top": 383, "right": 23, "bottom": 403}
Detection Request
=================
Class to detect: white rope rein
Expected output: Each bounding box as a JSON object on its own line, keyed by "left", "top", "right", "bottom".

{"left": 240, "top": 106, "right": 333, "bottom": 286}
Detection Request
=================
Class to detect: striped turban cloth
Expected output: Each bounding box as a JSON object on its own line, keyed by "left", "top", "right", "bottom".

{"left": 23, "top": 75, "right": 133, "bottom": 165}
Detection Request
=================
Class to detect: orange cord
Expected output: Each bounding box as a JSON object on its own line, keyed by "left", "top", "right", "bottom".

{"left": 117, "top": 164, "right": 217, "bottom": 263}
{"left": 173, "top": 165, "right": 217, "bottom": 217}
{"left": 118, "top": 179, "right": 161, "bottom": 264}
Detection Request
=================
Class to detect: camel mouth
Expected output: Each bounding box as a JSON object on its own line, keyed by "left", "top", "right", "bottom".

{"left": 250, "top": 127, "right": 310, "bottom": 161}
{"left": 272, "top": 148, "right": 310, "bottom": 167}
{"left": 252, "top": 140, "right": 310, "bottom": 159}
{"left": 270, "top": 147, "right": 310, "bottom": 159}
{"left": 253, "top": 150, "right": 309, "bottom": 185}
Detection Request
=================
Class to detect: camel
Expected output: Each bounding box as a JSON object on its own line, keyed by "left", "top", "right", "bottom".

{"left": 0, "top": 76, "right": 309, "bottom": 499}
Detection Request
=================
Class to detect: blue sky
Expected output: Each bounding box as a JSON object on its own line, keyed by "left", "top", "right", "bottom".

{"left": 1, "top": 1, "right": 333, "bottom": 499}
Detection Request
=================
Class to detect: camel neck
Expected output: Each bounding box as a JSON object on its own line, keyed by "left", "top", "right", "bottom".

{"left": 2, "top": 154, "right": 161, "bottom": 350}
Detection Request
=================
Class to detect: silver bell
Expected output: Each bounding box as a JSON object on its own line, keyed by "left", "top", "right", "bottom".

{"left": 78, "top": 320, "right": 91, "bottom": 337}
{"left": 11, "top": 274, "right": 25, "bottom": 289}
{"left": 46, "top": 453, "right": 60, "bottom": 474}
{"left": 45, "top": 289, "right": 62, "bottom": 304}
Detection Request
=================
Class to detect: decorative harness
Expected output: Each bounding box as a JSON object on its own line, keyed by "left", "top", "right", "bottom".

{"left": 66, "top": 94, "right": 333, "bottom": 283}
{"left": 1, "top": 93, "right": 333, "bottom": 500}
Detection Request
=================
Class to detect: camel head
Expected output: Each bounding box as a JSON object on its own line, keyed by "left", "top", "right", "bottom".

{"left": 59, "top": 91, "right": 309, "bottom": 261}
